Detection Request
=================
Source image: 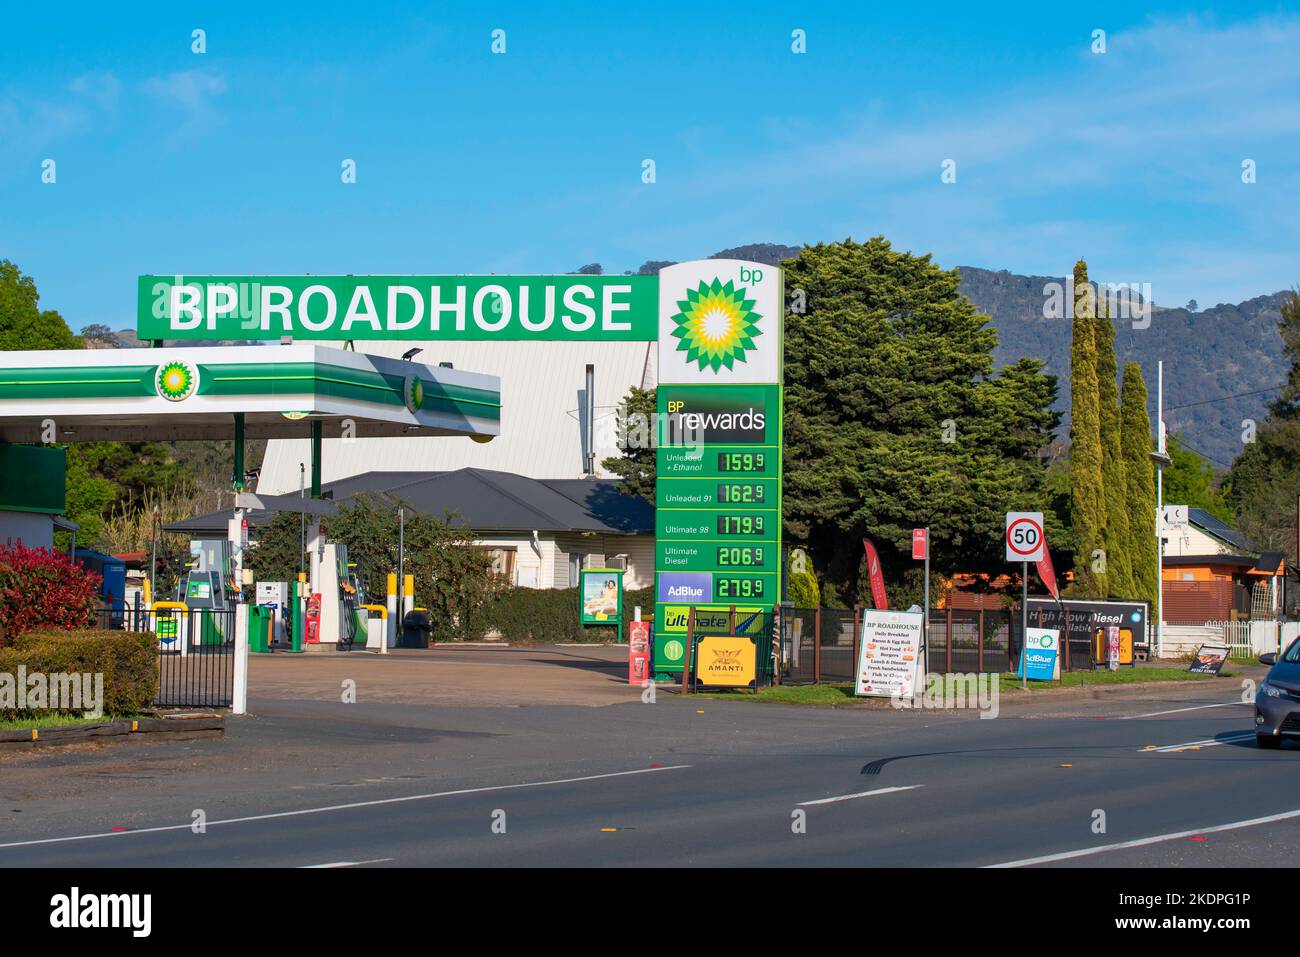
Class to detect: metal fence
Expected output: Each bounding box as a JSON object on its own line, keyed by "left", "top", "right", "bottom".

{"left": 95, "top": 606, "right": 237, "bottom": 709}
{"left": 778, "top": 605, "right": 1015, "bottom": 685}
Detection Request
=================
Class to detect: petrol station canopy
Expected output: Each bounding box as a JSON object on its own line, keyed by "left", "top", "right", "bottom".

{"left": 0, "top": 344, "right": 500, "bottom": 443}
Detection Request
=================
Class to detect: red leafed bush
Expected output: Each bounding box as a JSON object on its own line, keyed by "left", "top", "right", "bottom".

{"left": 0, "top": 544, "right": 99, "bottom": 642}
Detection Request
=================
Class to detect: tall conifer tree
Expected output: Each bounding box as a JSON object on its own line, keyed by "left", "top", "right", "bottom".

{"left": 1121, "top": 362, "right": 1159, "bottom": 613}
{"left": 1095, "top": 299, "right": 1133, "bottom": 597}
{"left": 1069, "top": 260, "right": 1107, "bottom": 596}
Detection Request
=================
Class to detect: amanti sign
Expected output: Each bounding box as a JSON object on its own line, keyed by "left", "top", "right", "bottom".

{"left": 138, "top": 275, "right": 658, "bottom": 340}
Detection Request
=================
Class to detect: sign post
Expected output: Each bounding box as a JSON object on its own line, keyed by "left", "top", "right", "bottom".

{"left": 1006, "top": 512, "right": 1046, "bottom": 691}
{"left": 913, "top": 528, "right": 929, "bottom": 672}
{"left": 580, "top": 568, "right": 624, "bottom": 640}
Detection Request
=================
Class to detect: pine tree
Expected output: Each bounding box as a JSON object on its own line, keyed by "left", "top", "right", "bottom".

{"left": 1094, "top": 299, "right": 1133, "bottom": 597}
{"left": 1121, "top": 362, "right": 1159, "bottom": 614}
{"left": 1069, "top": 260, "right": 1107, "bottom": 596}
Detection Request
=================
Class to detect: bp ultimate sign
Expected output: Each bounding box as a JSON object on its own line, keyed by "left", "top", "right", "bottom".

{"left": 653, "top": 260, "right": 783, "bottom": 676}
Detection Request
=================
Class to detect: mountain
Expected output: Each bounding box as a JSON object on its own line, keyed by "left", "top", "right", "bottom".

{"left": 955, "top": 266, "right": 1290, "bottom": 468}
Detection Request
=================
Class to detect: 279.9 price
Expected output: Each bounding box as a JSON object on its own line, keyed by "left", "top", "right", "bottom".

{"left": 715, "top": 576, "right": 766, "bottom": 599}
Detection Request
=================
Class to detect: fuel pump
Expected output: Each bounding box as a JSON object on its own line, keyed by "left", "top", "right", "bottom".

{"left": 178, "top": 538, "right": 238, "bottom": 646}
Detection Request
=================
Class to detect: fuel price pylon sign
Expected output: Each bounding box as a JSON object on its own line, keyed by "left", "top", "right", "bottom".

{"left": 653, "top": 260, "right": 784, "bottom": 676}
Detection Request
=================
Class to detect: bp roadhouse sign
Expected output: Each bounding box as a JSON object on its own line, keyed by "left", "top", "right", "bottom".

{"left": 1005, "top": 511, "right": 1045, "bottom": 563}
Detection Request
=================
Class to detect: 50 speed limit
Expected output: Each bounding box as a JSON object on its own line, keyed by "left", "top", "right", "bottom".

{"left": 1005, "top": 512, "right": 1045, "bottom": 562}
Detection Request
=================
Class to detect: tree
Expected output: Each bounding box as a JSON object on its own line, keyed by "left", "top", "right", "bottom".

{"left": 1164, "top": 432, "right": 1231, "bottom": 521}
{"left": 781, "top": 238, "right": 1060, "bottom": 606}
{"left": 1224, "top": 291, "right": 1300, "bottom": 560}
{"left": 602, "top": 385, "right": 657, "bottom": 503}
{"left": 1068, "top": 260, "right": 1107, "bottom": 597}
{"left": 80, "top": 323, "right": 117, "bottom": 345}
{"left": 0, "top": 260, "right": 80, "bottom": 350}
{"left": 1121, "top": 363, "right": 1158, "bottom": 614}
{"left": 248, "top": 496, "right": 500, "bottom": 640}
{"left": 1094, "top": 301, "right": 1134, "bottom": 596}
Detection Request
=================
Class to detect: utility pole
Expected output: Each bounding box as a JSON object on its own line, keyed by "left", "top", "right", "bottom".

{"left": 1151, "top": 360, "right": 1172, "bottom": 659}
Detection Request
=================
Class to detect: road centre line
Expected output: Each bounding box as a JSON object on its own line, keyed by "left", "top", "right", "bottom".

{"left": 986, "top": 806, "right": 1300, "bottom": 868}
{"left": 798, "top": 785, "right": 923, "bottom": 806}
{"left": 302, "top": 859, "right": 394, "bottom": 868}
{"left": 0, "top": 765, "right": 692, "bottom": 852}
{"left": 1120, "top": 702, "right": 1249, "bottom": 719}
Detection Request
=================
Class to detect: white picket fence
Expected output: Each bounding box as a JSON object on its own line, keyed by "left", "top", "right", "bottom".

{"left": 1201, "top": 620, "right": 1283, "bottom": 660}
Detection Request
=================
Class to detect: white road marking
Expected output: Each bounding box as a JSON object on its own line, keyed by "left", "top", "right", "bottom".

{"left": 0, "top": 765, "right": 692, "bottom": 851}
{"left": 1139, "top": 731, "right": 1257, "bottom": 753}
{"left": 1121, "top": 702, "right": 1248, "bottom": 719}
{"left": 302, "top": 858, "right": 393, "bottom": 868}
{"left": 798, "top": 785, "right": 923, "bottom": 806}
{"left": 987, "top": 806, "right": 1300, "bottom": 868}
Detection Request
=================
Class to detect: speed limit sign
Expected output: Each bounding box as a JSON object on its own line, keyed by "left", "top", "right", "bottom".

{"left": 1005, "top": 512, "right": 1045, "bottom": 563}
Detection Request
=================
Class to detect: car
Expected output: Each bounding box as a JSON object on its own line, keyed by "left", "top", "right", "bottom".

{"left": 1255, "top": 638, "right": 1300, "bottom": 748}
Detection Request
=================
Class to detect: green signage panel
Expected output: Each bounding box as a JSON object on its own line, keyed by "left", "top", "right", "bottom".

{"left": 653, "top": 260, "right": 784, "bottom": 675}
{"left": 137, "top": 275, "right": 658, "bottom": 341}
{"left": 579, "top": 567, "right": 623, "bottom": 631}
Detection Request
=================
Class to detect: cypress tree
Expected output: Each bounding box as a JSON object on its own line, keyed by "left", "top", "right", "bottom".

{"left": 1121, "top": 362, "right": 1159, "bottom": 614}
{"left": 1094, "top": 300, "right": 1134, "bottom": 597}
{"left": 1069, "top": 260, "right": 1107, "bottom": 596}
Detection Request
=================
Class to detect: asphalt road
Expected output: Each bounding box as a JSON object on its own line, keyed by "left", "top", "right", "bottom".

{"left": 3, "top": 661, "right": 1298, "bottom": 868}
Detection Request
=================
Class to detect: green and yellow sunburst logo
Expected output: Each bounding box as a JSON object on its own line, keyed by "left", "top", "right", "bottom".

{"left": 670, "top": 279, "right": 762, "bottom": 372}
{"left": 155, "top": 360, "right": 198, "bottom": 401}
{"left": 403, "top": 374, "right": 425, "bottom": 413}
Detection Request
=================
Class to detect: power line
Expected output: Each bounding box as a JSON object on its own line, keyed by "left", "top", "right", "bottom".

{"left": 1166, "top": 386, "right": 1282, "bottom": 412}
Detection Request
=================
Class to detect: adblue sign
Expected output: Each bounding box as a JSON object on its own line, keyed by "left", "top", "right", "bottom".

{"left": 137, "top": 275, "right": 658, "bottom": 341}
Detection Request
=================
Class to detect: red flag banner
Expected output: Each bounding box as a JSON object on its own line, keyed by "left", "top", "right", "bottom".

{"left": 862, "top": 538, "right": 889, "bottom": 610}
{"left": 1036, "top": 534, "right": 1060, "bottom": 600}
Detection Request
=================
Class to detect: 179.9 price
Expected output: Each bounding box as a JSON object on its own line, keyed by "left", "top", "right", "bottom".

{"left": 715, "top": 576, "right": 766, "bottom": 599}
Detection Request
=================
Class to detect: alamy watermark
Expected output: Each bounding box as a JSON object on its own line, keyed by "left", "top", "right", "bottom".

{"left": 0, "top": 667, "right": 105, "bottom": 718}
{"left": 1042, "top": 280, "right": 1152, "bottom": 329}
{"left": 891, "top": 671, "right": 1000, "bottom": 719}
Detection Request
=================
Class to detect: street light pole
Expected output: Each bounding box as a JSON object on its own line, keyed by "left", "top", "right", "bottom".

{"left": 1151, "top": 360, "right": 1172, "bottom": 660}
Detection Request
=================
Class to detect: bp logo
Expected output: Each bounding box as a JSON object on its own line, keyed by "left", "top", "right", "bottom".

{"left": 155, "top": 360, "right": 198, "bottom": 401}
{"left": 670, "top": 278, "right": 762, "bottom": 373}
{"left": 403, "top": 374, "right": 425, "bottom": 413}
{"left": 1034, "top": 634, "right": 1054, "bottom": 648}
{"left": 662, "top": 639, "right": 685, "bottom": 661}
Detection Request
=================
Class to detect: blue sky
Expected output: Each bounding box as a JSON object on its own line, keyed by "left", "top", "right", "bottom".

{"left": 2, "top": 1, "right": 1298, "bottom": 331}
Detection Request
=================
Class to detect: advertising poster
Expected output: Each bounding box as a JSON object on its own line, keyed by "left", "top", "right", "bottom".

{"left": 580, "top": 568, "right": 623, "bottom": 625}
{"left": 628, "top": 620, "right": 651, "bottom": 684}
{"left": 695, "top": 635, "right": 757, "bottom": 688}
{"left": 855, "top": 609, "right": 924, "bottom": 699}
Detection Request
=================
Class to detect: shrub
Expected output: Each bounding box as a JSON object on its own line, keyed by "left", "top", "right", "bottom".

{"left": 484, "top": 586, "right": 654, "bottom": 644}
{"left": 0, "top": 629, "right": 157, "bottom": 719}
{"left": 0, "top": 544, "right": 99, "bottom": 643}
{"left": 788, "top": 567, "right": 820, "bottom": 609}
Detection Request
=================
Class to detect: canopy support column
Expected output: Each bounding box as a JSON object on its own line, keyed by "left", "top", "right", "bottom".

{"left": 231, "top": 413, "right": 245, "bottom": 491}
{"left": 310, "top": 419, "right": 322, "bottom": 499}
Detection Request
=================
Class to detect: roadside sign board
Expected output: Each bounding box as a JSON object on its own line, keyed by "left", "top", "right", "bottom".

{"left": 1017, "top": 627, "right": 1059, "bottom": 681}
{"left": 1188, "top": 644, "right": 1229, "bottom": 675}
{"left": 1162, "top": 505, "right": 1189, "bottom": 528}
{"left": 855, "top": 609, "right": 924, "bottom": 699}
{"left": 912, "top": 528, "right": 928, "bottom": 561}
{"left": 653, "top": 260, "right": 784, "bottom": 675}
{"left": 695, "top": 635, "right": 757, "bottom": 688}
{"left": 1005, "top": 512, "right": 1045, "bottom": 563}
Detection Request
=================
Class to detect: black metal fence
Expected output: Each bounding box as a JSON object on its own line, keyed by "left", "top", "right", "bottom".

{"left": 95, "top": 606, "right": 237, "bottom": 709}
{"left": 778, "top": 605, "right": 1015, "bottom": 685}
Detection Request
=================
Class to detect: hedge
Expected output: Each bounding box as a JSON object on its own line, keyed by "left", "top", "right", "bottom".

{"left": 483, "top": 586, "right": 655, "bottom": 644}
{"left": 0, "top": 629, "right": 158, "bottom": 720}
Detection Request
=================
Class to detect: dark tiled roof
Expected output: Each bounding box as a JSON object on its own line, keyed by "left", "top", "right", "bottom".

{"left": 166, "top": 470, "right": 652, "bottom": 537}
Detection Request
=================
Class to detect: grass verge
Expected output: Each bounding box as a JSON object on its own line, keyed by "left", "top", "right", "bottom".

{"left": 693, "top": 667, "right": 1236, "bottom": 705}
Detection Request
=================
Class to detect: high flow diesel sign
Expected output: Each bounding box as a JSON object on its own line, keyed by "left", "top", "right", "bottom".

{"left": 652, "top": 260, "right": 784, "bottom": 676}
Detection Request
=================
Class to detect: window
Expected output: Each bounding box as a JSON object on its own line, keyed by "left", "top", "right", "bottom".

{"left": 569, "top": 553, "right": 581, "bottom": 588}
{"left": 485, "top": 547, "right": 517, "bottom": 583}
